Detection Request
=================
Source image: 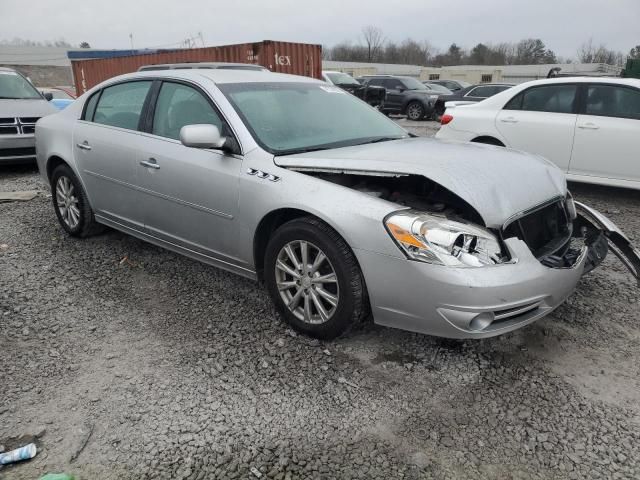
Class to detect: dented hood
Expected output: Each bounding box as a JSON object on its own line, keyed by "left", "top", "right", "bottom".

{"left": 275, "top": 137, "right": 567, "bottom": 228}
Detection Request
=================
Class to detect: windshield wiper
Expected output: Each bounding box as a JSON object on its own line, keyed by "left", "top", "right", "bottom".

{"left": 355, "top": 136, "right": 406, "bottom": 146}
{"left": 277, "top": 146, "right": 332, "bottom": 156}
{"left": 0, "top": 96, "right": 38, "bottom": 99}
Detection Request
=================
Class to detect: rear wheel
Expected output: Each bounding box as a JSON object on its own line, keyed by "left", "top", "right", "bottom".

{"left": 51, "top": 164, "right": 102, "bottom": 237}
{"left": 405, "top": 101, "right": 425, "bottom": 121}
{"left": 264, "top": 217, "right": 367, "bottom": 339}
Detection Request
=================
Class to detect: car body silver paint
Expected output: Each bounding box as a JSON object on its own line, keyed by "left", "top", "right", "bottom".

{"left": 35, "top": 69, "right": 633, "bottom": 338}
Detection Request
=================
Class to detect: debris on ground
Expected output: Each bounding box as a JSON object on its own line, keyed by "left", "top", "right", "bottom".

{"left": 250, "top": 466, "right": 263, "bottom": 478}
{"left": 39, "top": 474, "right": 76, "bottom": 480}
{"left": 0, "top": 443, "right": 37, "bottom": 465}
{"left": 0, "top": 190, "right": 39, "bottom": 203}
{"left": 69, "top": 423, "right": 94, "bottom": 463}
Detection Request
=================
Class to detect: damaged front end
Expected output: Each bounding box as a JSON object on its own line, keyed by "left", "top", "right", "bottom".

{"left": 501, "top": 194, "right": 640, "bottom": 283}
{"left": 289, "top": 165, "right": 639, "bottom": 283}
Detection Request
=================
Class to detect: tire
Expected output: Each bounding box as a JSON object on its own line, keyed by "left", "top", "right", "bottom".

{"left": 51, "top": 164, "right": 103, "bottom": 237}
{"left": 264, "top": 216, "right": 368, "bottom": 340}
{"left": 405, "top": 101, "right": 425, "bottom": 121}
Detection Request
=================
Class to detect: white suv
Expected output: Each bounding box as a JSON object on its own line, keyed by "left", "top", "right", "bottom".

{"left": 436, "top": 77, "right": 640, "bottom": 190}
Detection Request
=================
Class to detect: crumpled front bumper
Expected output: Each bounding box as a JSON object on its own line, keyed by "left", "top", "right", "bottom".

{"left": 355, "top": 204, "right": 639, "bottom": 339}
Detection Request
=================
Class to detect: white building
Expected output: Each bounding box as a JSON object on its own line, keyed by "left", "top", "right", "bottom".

{"left": 420, "top": 63, "right": 622, "bottom": 85}
{"left": 322, "top": 60, "right": 423, "bottom": 78}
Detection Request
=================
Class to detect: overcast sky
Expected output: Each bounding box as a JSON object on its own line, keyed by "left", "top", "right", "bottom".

{"left": 1, "top": 0, "right": 638, "bottom": 58}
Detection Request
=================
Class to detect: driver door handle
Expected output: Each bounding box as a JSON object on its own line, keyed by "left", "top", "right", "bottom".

{"left": 140, "top": 158, "right": 160, "bottom": 169}
{"left": 578, "top": 122, "right": 599, "bottom": 130}
{"left": 76, "top": 141, "right": 92, "bottom": 151}
{"left": 500, "top": 117, "right": 518, "bottom": 123}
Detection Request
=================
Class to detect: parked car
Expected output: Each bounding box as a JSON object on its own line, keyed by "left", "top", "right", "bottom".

{"left": 362, "top": 75, "right": 439, "bottom": 120}
{"left": 40, "top": 87, "right": 76, "bottom": 110}
{"left": 436, "top": 77, "right": 640, "bottom": 190}
{"left": 322, "top": 71, "right": 386, "bottom": 108}
{"left": 425, "top": 79, "right": 471, "bottom": 92}
{"left": 35, "top": 70, "right": 639, "bottom": 340}
{"left": 0, "top": 67, "right": 57, "bottom": 165}
{"left": 433, "top": 83, "right": 513, "bottom": 116}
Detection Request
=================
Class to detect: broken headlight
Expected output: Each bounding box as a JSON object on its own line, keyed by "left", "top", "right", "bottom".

{"left": 385, "top": 211, "right": 507, "bottom": 267}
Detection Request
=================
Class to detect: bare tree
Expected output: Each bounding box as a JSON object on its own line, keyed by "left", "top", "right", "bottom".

{"left": 361, "top": 26, "right": 385, "bottom": 62}
{"left": 578, "top": 38, "right": 624, "bottom": 65}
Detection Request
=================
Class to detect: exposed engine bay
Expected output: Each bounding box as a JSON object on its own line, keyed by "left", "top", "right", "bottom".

{"left": 301, "top": 171, "right": 485, "bottom": 225}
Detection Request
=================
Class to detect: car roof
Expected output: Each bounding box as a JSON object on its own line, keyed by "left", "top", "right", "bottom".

{"left": 138, "top": 62, "right": 267, "bottom": 71}
{"left": 514, "top": 76, "right": 640, "bottom": 88}
{"left": 0, "top": 66, "right": 17, "bottom": 72}
{"left": 99, "top": 69, "right": 322, "bottom": 87}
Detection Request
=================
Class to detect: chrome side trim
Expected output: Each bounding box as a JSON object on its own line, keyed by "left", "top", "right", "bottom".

{"left": 84, "top": 170, "right": 233, "bottom": 219}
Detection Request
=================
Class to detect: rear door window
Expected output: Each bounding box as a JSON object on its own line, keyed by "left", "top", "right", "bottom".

{"left": 383, "top": 79, "right": 404, "bottom": 90}
{"left": 93, "top": 81, "right": 152, "bottom": 130}
{"left": 584, "top": 85, "right": 640, "bottom": 120}
{"left": 518, "top": 85, "right": 577, "bottom": 114}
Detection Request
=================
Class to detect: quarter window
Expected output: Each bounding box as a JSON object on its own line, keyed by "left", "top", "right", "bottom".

{"left": 585, "top": 85, "right": 640, "bottom": 120}
{"left": 83, "top": 91, "right": 100, "bottom": 121}
{"left": 152, "top": 82, "right": 223, "bottom": 140}
{"left": 93, "top": 81, "right": 152, "bottom": 130}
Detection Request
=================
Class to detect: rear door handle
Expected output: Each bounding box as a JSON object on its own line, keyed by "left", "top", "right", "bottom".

{"left": 140, "top": 158, "right": 160, "bottom": 169}
{"left": 76, "top": 141, "right": 92, "bottom": 151}
{"left": 578, "top": 122, "right": 599, "bottom": 130}
{"left": 500, "top": 117, "right": 518, "bottom": 123}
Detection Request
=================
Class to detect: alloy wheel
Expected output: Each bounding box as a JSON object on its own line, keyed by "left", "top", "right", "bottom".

{"left": 407, "top": 103, "right": 423, "bottom": 120}
{"left": 275, "top": 240, "right": 340, "bottom": 324}
{"left": 55, "top": 176, "right": 80, "bottom": 229}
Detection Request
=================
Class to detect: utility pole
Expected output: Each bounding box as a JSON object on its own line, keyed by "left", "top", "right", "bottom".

{"left": 129, "top": 33, "right": 134, "bottom": 50}
{"left": 198, "top": 31, "right": 205, "bottom": 47}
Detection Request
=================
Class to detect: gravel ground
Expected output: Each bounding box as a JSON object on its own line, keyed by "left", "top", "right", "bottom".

{"left": 1, "top": 121, "right": 639, "bottom": 479}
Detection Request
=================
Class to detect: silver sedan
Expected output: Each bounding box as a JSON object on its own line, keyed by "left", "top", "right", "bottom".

{"left": 35, "top": 69, "right": 640, "bottom": 339}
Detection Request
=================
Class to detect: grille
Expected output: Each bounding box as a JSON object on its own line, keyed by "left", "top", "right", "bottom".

{"left": 0, "top": 117, "right": 40, "bottom": 135}
{"left": 0, "top": 147, "right": 36, "bottom": 158}
{"left": 503, "top": 199, "right": 572, "bottom": 259}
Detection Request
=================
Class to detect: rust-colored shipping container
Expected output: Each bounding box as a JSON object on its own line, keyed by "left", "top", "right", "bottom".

{"left": 71, "top": 40, "right": 322, "bottom": 94}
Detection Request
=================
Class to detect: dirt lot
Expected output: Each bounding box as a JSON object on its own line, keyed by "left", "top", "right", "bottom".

{"left": 1, "top": 121, "right": 639, "bottom": 479}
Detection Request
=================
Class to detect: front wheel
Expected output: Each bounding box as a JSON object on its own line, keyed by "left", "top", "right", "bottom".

{"left": 405, "top": 101, "right": 425, "bottom": 121}
{"left": 264, "top": 217, "right": 368, "bottom": 339}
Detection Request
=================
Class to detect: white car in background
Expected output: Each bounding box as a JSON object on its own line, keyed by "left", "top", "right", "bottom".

{"left": 436, "top": 77, "right": 640, "bottom": 190}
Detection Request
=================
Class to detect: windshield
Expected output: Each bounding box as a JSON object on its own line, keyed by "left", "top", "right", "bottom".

{"left": 220, "top": 82, "right": 408, "bottom": 155}
{"left": 0, "top": 71, "right": 42, "bottom": 99}
{"left": 400, "top": 77, "right": 428, "bottom": 90}
{"left": 326, "top": 72, "right": 360, "bottom": 86}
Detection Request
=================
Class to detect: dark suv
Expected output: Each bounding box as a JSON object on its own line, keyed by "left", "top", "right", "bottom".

{"left": 362, "top": 75, "right": 439, "bottom": 120}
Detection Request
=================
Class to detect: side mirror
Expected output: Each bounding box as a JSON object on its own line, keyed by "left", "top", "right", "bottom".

{"left": 179, "top": 124, "right": 226, "bottom": 149}
{"left": 43, "top": 92, "right": 53, "bottom": 101}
